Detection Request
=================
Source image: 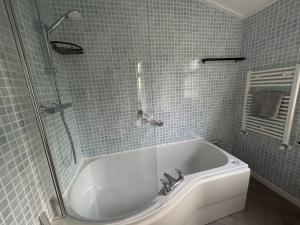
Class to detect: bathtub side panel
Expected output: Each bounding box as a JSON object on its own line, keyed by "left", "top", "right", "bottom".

{"left": 137, "top": 168, "right": 250, "bottom": 225}
{"left": 186, "top": 195, "right": 247, "bottom": 225}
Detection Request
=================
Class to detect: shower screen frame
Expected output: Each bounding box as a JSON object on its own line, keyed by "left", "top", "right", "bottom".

{"left": 3, "top": 0, "right": 66, "bottom": 218}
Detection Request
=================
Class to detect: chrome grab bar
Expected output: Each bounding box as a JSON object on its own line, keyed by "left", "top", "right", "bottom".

{"left": 137, "top": 110, "right": 164, "bottom": 127}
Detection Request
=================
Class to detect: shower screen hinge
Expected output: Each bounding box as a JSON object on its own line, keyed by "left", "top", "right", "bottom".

{"left": 39, "top": 212, "right": 51, "bottom": 225}
{"left": 44, "top": 66, "right": 57, "bottom": 75}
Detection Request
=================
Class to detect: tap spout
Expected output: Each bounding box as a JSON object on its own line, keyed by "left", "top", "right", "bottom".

{"left": 159, "top": 168, "right": 184, "bottom": 195}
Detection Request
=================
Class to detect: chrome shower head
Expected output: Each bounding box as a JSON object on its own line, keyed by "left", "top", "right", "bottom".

{"left": 47, "top": 9, "right": 82, "bottom": 34}
{"left": 67, "top": 10, "right": 82, "bottom": 20}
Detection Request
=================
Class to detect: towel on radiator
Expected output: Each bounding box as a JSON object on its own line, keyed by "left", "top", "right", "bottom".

{"left": 250, "top": 91, "right": 285, "bottom": 119}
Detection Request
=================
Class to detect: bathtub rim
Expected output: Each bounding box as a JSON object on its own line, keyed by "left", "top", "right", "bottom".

{"left": 63, "top": 138, "right": 235, "bottom": 197}
{"left": 62, "top": 138, "right": 249, "bottom": 224}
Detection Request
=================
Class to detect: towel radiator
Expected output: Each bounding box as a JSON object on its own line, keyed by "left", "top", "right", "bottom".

{"left": 241, "top": 64, "right": 300, "bottom": 149}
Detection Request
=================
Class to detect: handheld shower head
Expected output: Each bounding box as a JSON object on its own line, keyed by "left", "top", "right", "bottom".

{"left": 67, "top": 10, "right": 82, "bottom": 20}
{"left": 47, "top": 9, "right": 82, "bottom": 34}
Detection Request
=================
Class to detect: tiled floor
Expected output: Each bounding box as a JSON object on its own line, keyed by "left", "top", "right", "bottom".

{"left": 208, "top": 178, "right": 300, "bottom": 225}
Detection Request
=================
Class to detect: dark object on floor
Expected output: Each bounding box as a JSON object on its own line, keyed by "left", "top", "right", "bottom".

{"left": 208, "top": 178, "right": 300, "bottom": 225}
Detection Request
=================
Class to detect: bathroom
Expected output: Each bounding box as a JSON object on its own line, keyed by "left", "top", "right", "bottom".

{"left": 0, "top": 0, "right": 299, "bottom": 224}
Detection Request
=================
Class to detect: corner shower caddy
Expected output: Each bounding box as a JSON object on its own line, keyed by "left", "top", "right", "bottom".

{"left": 241, "top": 64, "right": 300, "bottom": 149}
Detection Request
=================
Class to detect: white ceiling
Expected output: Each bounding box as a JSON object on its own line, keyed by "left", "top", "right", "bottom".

{"left": 205, "top": 0, "right": 280, "bottom": 19}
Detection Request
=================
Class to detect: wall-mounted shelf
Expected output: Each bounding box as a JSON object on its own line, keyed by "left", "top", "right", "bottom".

{"left": 50, "top": 41, "right": 83, "bottom": 55}
{"left": 241, "top": 64, "right": 300, "bottom": 149}
{"left": 201, "top": 57, "right": 245, "bottom": 63}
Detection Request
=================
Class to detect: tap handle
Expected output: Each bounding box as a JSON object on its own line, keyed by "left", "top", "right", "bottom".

{"left": 160, "top": 178, "right": 170, "bottom": 191}
{"left": 164, "top": 172, "right": 177, "bottom": 182}
{"left": 175, "top": 168, "right": 184, "bottom": 179}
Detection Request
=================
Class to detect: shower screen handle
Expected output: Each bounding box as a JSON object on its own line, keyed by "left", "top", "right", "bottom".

{"left": 137, "top": 110, "right": 164, "bottom": 127}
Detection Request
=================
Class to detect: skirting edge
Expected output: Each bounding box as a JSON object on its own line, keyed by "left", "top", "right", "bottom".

{"left": 251, "top": 172, "right": 300, "bottom": 208}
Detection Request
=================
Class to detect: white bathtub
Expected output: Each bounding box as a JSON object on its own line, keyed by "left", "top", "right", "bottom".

{"left": 60, "top": 138, "right": 250, "bottom": 225}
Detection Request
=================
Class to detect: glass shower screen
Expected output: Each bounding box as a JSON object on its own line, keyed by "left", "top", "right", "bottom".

{"left": 12, "top": 0, "right": 159, "bottom": 222}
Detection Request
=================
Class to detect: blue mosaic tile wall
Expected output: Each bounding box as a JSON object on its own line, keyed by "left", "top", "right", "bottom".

{"left": 1, "top": 1, "right": 299, "bottom": 224}
{"left": 51, "top": 0, "right": 243, "bottom": 156}
{"left": 233, "top": 0, "right": 300, "bottom": 200}
{"left": 148, "top": 0, "right": 242, "bottom": 147}
{"left": 0, "top": 1, "right": 56, "bottom": 224}
{"left": 52, "top": 0, "right": 156, "bottom": 156}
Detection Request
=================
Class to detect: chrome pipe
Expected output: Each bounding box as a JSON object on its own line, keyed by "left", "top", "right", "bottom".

{"left": 47, "top": 15, "right": 67, "bottom": 34}
{"left": 39, "top": 4, "right": 77, "bottom": 165}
